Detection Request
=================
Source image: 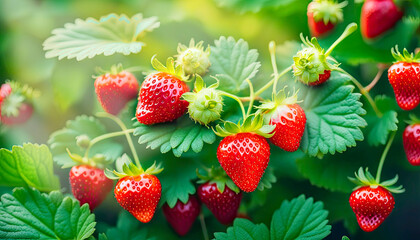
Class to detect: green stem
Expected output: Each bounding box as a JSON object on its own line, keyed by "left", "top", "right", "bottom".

{"left": 199, "top": 213, "right": 209, "bottom": 240}
{"left": 84, "top": 129, "right": 134, "bottom": 158}
{"left": 246, "top": 79, "right": 255, "bottom": 117}
{"left": 375, "top": 131, "right": 397, "bottom": 183}
{"left": 337, "top": 68, "right": 382, "bottom": 117}
{"left": 254, "top": 66, "right": 292, "bottom": 97}
{"left": 325, "top": 23, "right": 357, "bottom": 57}
{"left": 220, "top": 91, "right": 246, "bottom": 120}
{"left": 269, "top": 41, "right": 279, "bottom": 95}
{"left": 96, "top": 112, "right": 142, "bottom": 169}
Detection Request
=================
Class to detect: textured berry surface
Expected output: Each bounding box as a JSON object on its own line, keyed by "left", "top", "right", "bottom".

{"left": 136, "top": 72, "right": 189, "bottom": 125}
{"left": 1, "top": 103, "right": 33, "bottom": 125}
{"left": 269, "top": 104, "right": 306, "bottom": 152}
{"left": 307, "top": 2, "right": 335, "bottom": 38}
{"left": 388, "top": 62, "right": 420, "bottom": 110}
{"left": 361, "top": 0, "right": 403, "bottom": 39}
{"left": 349, "top": 186, "right": 395, "bottom": 232}
{"left": 197, "top": 182, "right": 242, "bottom": 225}
{"left": 217, "top": 133, "right": 270, "bottom": 192}
{"left": 115, "top": 174, "right": 161, "bottom": 223}
{"left": 308, "top": 70, "right": 331, "bottom": 86}
{"left": 403, "top": 124, "right": 420, "bottom": 166}
{"left": 163, "top": 195, "right": 201, "bottom": 236}
{"left": 69, "top": 165, "right": 114, "bottom": 211}
{"left": 94, "top": 71, "right": 139, "bottom": 115}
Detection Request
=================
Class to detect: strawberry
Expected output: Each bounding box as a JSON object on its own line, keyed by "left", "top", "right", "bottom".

{"left": 197, "top": 182, "right": 242, "bottom": 225}
{"left": 136, "top": 57, "right": 189, "bottom": 125}
{"left": 69, "top": 165, "right": 114, "bottom": 211}
{"left": 162, "top": 195, "right": 201, "bottom": 236}
{"left": 115, "top": 173, "right": 161, "bottom": 223}
{"left": 403, "top": 116, "right": 420, "bottom": 166}
{"left": 388, "top": 47, "right": 420, "bottom": 111}
{"left": 94, "top": 68, "right": 139, "bottom": 115}
{"left": 349, "top": 186, "right": 394, "bottom": 232}
{"left": 361, "top": 0, "right": 403, "bottom": 39}
{"left": 308, "top": 70, "right": 331, "bottom": 86}
{"left": 1, "top": 103, "right": 33, "bottom": 125}
{"left": 307, "top": 0, "right": 347, "bottom": 38}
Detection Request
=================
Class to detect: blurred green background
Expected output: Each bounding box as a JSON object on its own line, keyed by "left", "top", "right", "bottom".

{"left": 0, "top": 0, "right": 419, "bottom": 239}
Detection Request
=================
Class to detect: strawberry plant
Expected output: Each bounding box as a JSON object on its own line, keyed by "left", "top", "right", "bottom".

{"left": 0, "top": 0, "right": 419, "bottom": 239}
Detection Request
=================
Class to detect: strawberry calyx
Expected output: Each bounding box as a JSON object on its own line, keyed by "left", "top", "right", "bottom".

{"left": 176, "top": 39, "right": 211, "bottom": 76}
{"left": 1, "top": 81, "right": 39, "bottom": 117}
{"left": 391, "top": 45, "right": 420, "bottom": 63}
{"left": 309, "top": 0, "right": 348, "bottom": 25}
{"left": 151, "top": 55, "right": 188, "bottom": 81}
{"left": 66, "top": 148, "right": 112, "bottom": 169}
{"left": 256, "top": 87, "right": 301, "bottom": 122}
{"left": 182, "top": 75, "right": 223, "bottom": 126}
{"left": 406, "top": 114, "right": 420, "bottom": 125}
{"left": 105, "top": 154, "right": 163, "bottom": 180}
{"left": 197, "top": 166, "right": 240, "bottom": 194}
{"left": 348, "top": 167, "right": 405, "bottom": 194}
{"left": 213, "top": 114, "right": 275, "bottom": 138}
{"left": 93, "top": 63, "right": 126, "bottom": 78}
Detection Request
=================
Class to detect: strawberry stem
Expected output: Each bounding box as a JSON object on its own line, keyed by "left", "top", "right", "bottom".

{"left": 199, "top": 213, "right": 209, "bottom": 240}
{"left": 269, "top": 41, "right": 280, "bottom": 95}
{"left": 375, "top": 131, "right": 397, "bottom": 183}
{"left": 96, "top": 112, "right": 142, "bottom": 170}
{"left": 84, "top": 129, "right": 134, "bottom": 158}
{"left": 246, "top": 79, "right": 255, "bottom": 116}
{"left": 219, "top": 91, "right": 246, "bottom": 120}
{"left": 254, "top": 65, "right": 292, "bottom": 97}
{"left": 325, "top": 23, "right": 357, "bottom": 57}
{"left": 337, "top": 67, "right": 382, "bottom": 117}
{"left": 364, "top": 65, "right": 386, "bottom": 92}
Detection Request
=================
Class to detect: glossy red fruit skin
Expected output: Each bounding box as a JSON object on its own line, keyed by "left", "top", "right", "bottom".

{"left": 162, "top": 195, "right": 201, "bottom": 236}
{"left": 349, "top": 186, "right": 395, "bottom": 232}
{"left": 197, "top": 182, "right": 242, "bottom": 225}
{"left": 94, "top": 71, "right": 139, "bottom": 115}
{"left": 69, "top": 165, "right": 114, "bottom": 211}
{"left": 136, "top": 72, "right": 189, "bottom": 125}
{"left": 388, "top": 62, "right": 420, "bottom": 110}
{"left": 269, "top": 104, "right": 306, "bottom": 152}
{"left": 361, "top": 0, "right": 403, "bottom": 39}
{"left": 1, "top": 103, "right": 33, "bottom": 125}
{"left": 217, "top": 133, "right": 270, "bottom": 192}
{"left": 307, "top": 2, "right": 335, "bottom": 38}
{"left": 115, "top": 174, "right": 161, "bottom": 223}
{"left": 403, "top": 124, "right": 420, "bottom": 166}
{"left": 308, "top": 70, "right": 331, "bottom": 86}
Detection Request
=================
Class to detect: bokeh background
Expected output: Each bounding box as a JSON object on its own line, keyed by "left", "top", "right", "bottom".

{"left": 0, "top": 0, "right": 419, "bottom": 239}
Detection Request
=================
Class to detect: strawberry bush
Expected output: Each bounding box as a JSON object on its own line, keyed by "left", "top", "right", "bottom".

{"left": 0, "top": 0, "right": 419, "bottom": 239}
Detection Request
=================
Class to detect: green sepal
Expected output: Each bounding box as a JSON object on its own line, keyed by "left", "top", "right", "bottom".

{"left": 6, "top": 80, "right": 40, "bottom": 101}
{"left": 406, "top": 114, "right": 420, "bottom": 125}
{"left": 151, "top": 55, "right": 188, "bottom": 81}
{"left": 213, "top": 114, "right": 275, "bottom": 138}
{"left": 309, "top": 0, "right": 348, "bottom": 25}
{"left": 1, "top": 80, "right": 39, "bottom": 117}
{"left": 105, "top": 153, "right": 163, "bottom": 180}
{"left": 348, "top": 167, "right": 405, "bottom": 194}
{"left": 66, "top": 148, "right": 112, "bottom": 169}
{"left": 94, "top": 63, "right": 125, "bottom": 78}
{"left": 197, "top": 166, "right": 240, "bottom": 194}
{"left": 391, "top": 45, "right": 420, "bottom": 63}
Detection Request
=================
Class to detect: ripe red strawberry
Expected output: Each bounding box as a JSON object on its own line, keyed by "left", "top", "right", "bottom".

{"left": 197, "top": 182, "right": 242, "bottom": 225}
{"left": 388, "top": 47, "right": 420, "bottom": 111}
{"left": 162, "top": 195, "right": 201, "bottom": 236}
{"left": 349, "top": 186, "right": 395, "bottom": 232}
{"left": 217, "top": 132, "right": 270, "bottom": 192}
{"left": 1, "top": 103, "right": 33, "bottom": 125}
{"left": 69, "top": 165, "right": 113, "bottom": 211}
{"left": 307, "top": 0, "right": 347, "bottom": 38}
{"left": 136, "top": 57, "right": 189, "bottom": 125}
{"left": 308, "top": 70, "right": 331, "bottom": 86}
{"left": 115, "top": 173, "right": 161, "bottom": 223}
{"left": 403, "top": 123, "right": 420, "bottom": 166}
{"left": 94, "top": 70, "right": 139, "bottom": 115}
{"left": 0, "top": 82, "right": 37, "bottom": 125}
{"left": 361, "top": 0, "right": 403, "bottom": 39}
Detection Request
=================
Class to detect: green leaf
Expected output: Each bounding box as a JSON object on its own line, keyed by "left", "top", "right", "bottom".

{"left": 0, "top": 144, "right": 60, "bottom": 192}
{"left": 270, "top": 195, "right": 331, "bottom": 240}
{"left": 48, "top": 115, "right": 123, "bottom": 168}
{"left": 257, "top": 167, "right": 277, "bottom": 191}
{"left": 213, "top": 0, "right": 304, "bottom": 14}
{"left": 43, "top": 13, "right": 160, "bottom": 61}
{"left": 133, "top": 116, "right": 216, "bottom": 157}
{"left": 300, "top": 71, "right": 367, "bottom": 157}
{"left": 105, "top": 211, "right": 153, "bottom": 240}
{"left": 366, "top": 96, "right": 398, "bottom": 146}
{"left": 159, "top": 157, "right": 199, "bottom": 208}
{"left": 0, "top": 187, "right": 96, "bottom": 240}
{"left": 209, "top": 36, "right": 261, "bottom": 93}
{"left": 214, "top": 218, "right": 270, "bottom": 240}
